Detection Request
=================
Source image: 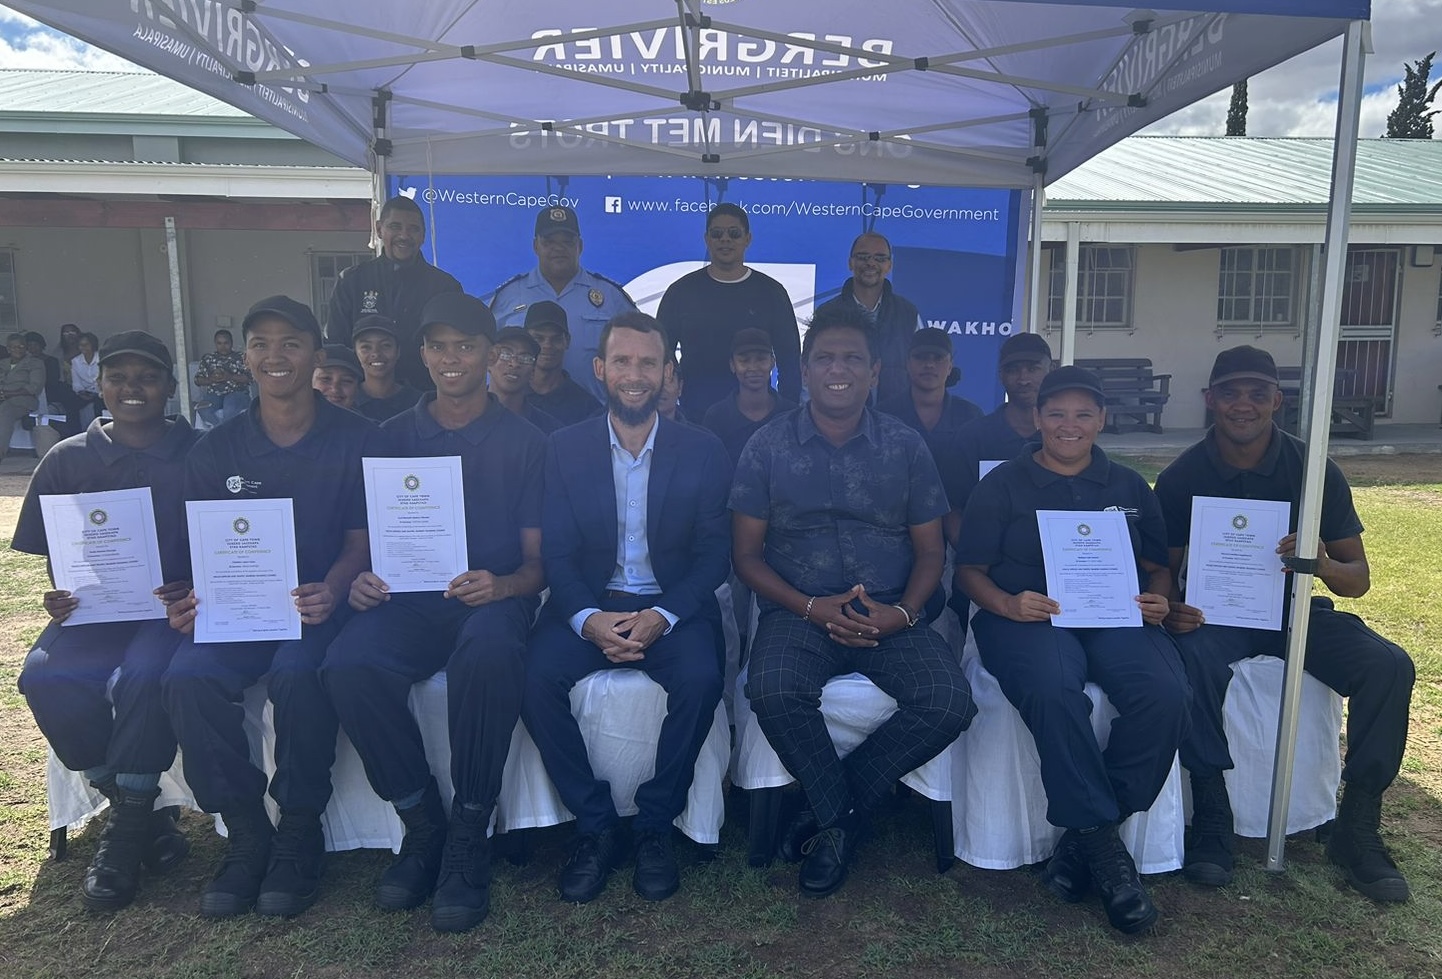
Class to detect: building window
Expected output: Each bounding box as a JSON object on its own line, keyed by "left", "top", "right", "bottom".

{"left": 0, "top": 251, "right": 17, "bottom": 330}
{"left": 1217, "top": 246, "right": 1301, "bottom": 333}
{"left": 311, "top": 252, "right": 373, "bottom": 331}
{"left": 1046, "top": 245, "right": 1134, "bottom": 331}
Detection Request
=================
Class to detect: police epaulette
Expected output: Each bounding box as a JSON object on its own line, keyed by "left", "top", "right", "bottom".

{"left": 588, "top": 271, "right": 637, "bottom": 306}
{"left": 485, "top": 271, "right": 528, "bottom": 305}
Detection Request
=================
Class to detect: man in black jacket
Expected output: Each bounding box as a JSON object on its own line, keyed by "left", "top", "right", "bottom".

{"left": 814, "top": 233, "right": 923, "bottom": 404}
{"left": 327, "top": 195, "right": 462, "bottom": 391}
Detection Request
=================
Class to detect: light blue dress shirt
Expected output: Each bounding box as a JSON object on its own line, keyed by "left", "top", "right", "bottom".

{"left": 568, "top": 415, "right": 678, "bottom": 638}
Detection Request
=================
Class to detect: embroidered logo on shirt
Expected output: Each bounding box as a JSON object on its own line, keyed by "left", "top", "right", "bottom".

{"left": 362, "top": 290, "right": 380, "bottom": 314}
{"left": 225, "top": 474, "right": 262, "bottom": 495}
{"left": 588, "top": 288, "right": 604, "bottom": 308}
{"left": 1103, "top": 505, "right": 1140, "bottom": 517}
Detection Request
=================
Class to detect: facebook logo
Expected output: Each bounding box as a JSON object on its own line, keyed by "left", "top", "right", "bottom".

{"left": 604, "top": 196, "right": 623, "bottom": 214}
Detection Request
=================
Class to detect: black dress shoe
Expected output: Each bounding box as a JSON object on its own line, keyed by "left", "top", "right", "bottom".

{"left": 778, "top": 808, "right": 817, "bottom": 864}
{"left": 798, "top": 815, "right": 859, "bottom": 898}
{"left": 1080, "top": 824, "right": 1158, "bottom": 935}
{"left": 1042, "top": 828, "right": 1090, "bottom": 903}
{"left": 558, "top": 824, "right": 628, "bottom": 903}
{"left": 633, "top": 830, "right": 680, "bottom": 901}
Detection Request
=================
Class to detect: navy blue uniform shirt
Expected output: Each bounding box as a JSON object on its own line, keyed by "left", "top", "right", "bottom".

{"left": 527, "top": 371, "right": 601, "bottom": 427}
{"left": 935, "top": 405, "right": 1035, "bottom": 512}
{"left": 13, "top": 417, "right": 199, "bottom": 583}
{"left": 956, "top": 443, "right": 1167, "bottom": 596}
{"left": 700, "top": 390, "right": 797, "bottom": 470}
{"left": 729, "top": 405, "right": 949, "bottom": 614}
{"left": 185, "top": 394, "right": 381, "bottom": 585}
{"left": 381, "top": 393, "right": 546, "bottom": 575}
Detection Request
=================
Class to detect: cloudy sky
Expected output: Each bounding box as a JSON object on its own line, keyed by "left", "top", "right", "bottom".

{"left": 2, "top": 3, "right": 1440, "bottom": 138}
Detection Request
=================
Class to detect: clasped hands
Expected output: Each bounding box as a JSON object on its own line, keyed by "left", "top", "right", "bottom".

{"left": 808, "top": 584, "right": 909, "bottom": 648}
{"left": 582, "top": 608, "right": 668, "bottom": 663}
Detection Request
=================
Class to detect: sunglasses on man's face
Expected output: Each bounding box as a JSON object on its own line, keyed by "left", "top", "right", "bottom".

{"left": 708, "top": 227, "right": 746, "bottom": 240}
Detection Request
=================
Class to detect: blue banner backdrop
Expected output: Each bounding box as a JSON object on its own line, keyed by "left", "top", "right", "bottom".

{"left": 392, "top": 175, "right": 1025, "bottom": 411}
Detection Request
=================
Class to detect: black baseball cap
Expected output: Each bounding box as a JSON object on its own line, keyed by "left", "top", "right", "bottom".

{"left": 99, "top": 330, "right": 173, "bottom": 373}
{"left": 242, "top": 295, "right": 323, "bottom": 345}
{"left": 523, "top": 300, "right": 569, "bottom": 334}
{"left": 732, "top": 328, "right": 774, "bottom": 355}
{"left": 319, "top": 344, "right": 364, "bottom": 381}
{"left": 420, "top": 293, "right": 496, "bottom": 339}
{"left": 493, "top": 326, "right": 540, "bottom": 357}
{"left": 1209, "top": 345, "right": 1279, "bottom": 387}
{"left": 909, "top": 328, "right": 953, "bottom": 355}
{"left": 1036, "top": 364, "right": 1106, "bottom": 405}
{"left": 998, "top": 332, "right": 1053, "bottom": 367}
{"left": 535, "top": 205, "right": 580, "bottom": 237}
{"left": 352, "top": 314, "right": 400, "bottom": 342}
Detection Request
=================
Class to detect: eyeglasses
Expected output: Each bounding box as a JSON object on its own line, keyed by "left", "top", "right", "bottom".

{"left": 494, "top": 350, "right": 537, "bottom": 366}
{"left": 851, "top": 252, "right": 892, "bottom": 265}
{"left": 708, "top": 227, "right": 746, "bottom": 240}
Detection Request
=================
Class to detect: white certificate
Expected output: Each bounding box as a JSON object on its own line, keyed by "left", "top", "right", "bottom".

{"left": 186, "top": 498, "right": 301, "bottom": 643}
{"left": 1037, "top": 509, "right": 1143, "bottom": 628}
{"left": 39, "top": 488, "right": 167, "bottom": 625}
{"left": 363, "top": 456, "right": 469, "bottom": 592}
{"left": 1185, "top": 496, "right": 1291, "bottom": 631}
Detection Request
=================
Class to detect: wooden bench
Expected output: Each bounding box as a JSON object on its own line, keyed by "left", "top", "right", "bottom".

{"left": 1075, "top": 358, "right": 1172, "bottom": 433}
{"left": 1276, "top": 366, "right": 1376, "bottom": 440}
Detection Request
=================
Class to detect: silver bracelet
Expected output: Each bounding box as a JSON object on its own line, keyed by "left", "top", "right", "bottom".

{"left": 892, "top": 603, "right": 919, "bottom": 628}
{"left": 803, "top": 595, "right": 816, "bottom": 622}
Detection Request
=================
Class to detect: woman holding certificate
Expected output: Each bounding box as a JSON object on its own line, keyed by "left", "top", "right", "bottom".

{"left": 954, "top": 365, "right": 1189, "bottom": 936}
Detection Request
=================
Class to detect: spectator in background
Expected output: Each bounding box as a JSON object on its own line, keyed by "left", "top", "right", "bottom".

{"left": 487, "top": 327, "right": 560, "bottom": 434}
{"left": 57, "top": 323, "right": 82, "bottom": 386}
{"left": 814, "top": 233, "right": 923, "bottom": 403}
{"left": 26, "top": 331, "right": 82, "bottom": 436}
{"left": 352, "top": 315, "right": 422, "bottom": 424}
{"left": 195, "top": 329, "right": 252, "bottom": 428}
{"left": 313, "top": 345, "right": 365, "bottom": 411}
{"left": 70, "top": 331, "right": 102, "bottom": 427}
{"left": 0, "top": 332, "right": 46, "bottom": 463}
{"left": 657, "top": 203, "right": 800, "bottom": 417}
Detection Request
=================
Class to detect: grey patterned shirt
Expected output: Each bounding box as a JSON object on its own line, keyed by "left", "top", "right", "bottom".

{"left": 729, "top": 405, "right": 948, "bottom": 614}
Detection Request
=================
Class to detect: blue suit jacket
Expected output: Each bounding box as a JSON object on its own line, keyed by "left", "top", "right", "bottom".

{"left": 541, "top": 414, "right": 732, "bottom": 628}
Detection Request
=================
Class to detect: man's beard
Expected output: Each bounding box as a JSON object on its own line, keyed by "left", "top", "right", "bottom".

{"left": 607, "top": 386, "right": 662, "bottom": 427}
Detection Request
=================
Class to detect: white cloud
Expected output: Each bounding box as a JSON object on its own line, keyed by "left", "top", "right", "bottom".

{"left": 0, "top": 8, "right": 148, "bottom": 72}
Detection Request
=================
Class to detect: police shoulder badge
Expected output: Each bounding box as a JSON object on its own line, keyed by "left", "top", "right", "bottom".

{"left": 588, "top": 288, "right": 604, "bottom": 308}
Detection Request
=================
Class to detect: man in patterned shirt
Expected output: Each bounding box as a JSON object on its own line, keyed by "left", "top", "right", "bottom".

{"left": 195, "top": 329, "right": 252, "bottom": 426}
{"left": 730, "top": 303, "right": 974, "bottom": 898}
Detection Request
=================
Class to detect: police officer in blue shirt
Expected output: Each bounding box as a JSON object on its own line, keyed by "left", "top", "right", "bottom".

{"left": 955, "top": 365, "right": 1189, "bottom": 936}
{"left": 322, "top": 294, "right": 547, "bottom": 933}
{"left": 14, "top": 331, "right": 195, "bottom": 912}
{"left": 487, "top": 206, "right": 637, "bottom": 403}
{"left": 162, "top": 296, "right": 383, "bottom": 920}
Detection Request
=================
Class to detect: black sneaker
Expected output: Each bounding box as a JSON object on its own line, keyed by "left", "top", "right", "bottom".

{"left": 1184, "top": 772, "right": 1235, "bottom": 887}
{"left": 633, "top": 829, "right": 680, "bottom": 901}
{"left": 1080, "top": 824, "right": 1158, "bottom": 934}
{"left": 256, "top": 810, "right": 325, "bottom": 917}
{"left": 377, "top": 780, "right": 448, "bottom": 911}
{"left": 200, "top": 807, "right": 273, "bottom": 918}
{"left": 558, "top": 823, "right": 628, "bottom": 903}
{"left": 431, "top": 802, "right": 492, "bottom": 933}
{"left": 1327, "top": 786, "right": 1410, "bottom": 903}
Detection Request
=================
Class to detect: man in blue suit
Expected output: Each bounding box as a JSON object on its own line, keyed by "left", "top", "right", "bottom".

{"left": 522, "top": 311, "right": 730, "bottom": 906}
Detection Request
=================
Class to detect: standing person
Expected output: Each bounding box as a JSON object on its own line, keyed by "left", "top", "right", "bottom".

{"left": 489, "top": 206, "right": 637, "bottom": 403}
{"left": 877, "top": 328, "right": 983, "bottom": 445}
{"left": 351, "top": 315, "right": 422, "bottom": 423}
{"left": 327, "top": 195, "right": 463, "bottom": 392}
{"left": 13, "top": 331, "right": 196, "bottom": 912}
{"left": 312, "top": 344, "right": 364, "bottom": 411}
{"left": 522, "top": 301, "right": 602, "bottom": 426}
{"left": 813, "top": 232, "right": 924, "bottom": 403}
{"left": 657, "top": 203, "right": 800, "bottom": 417}
{"left": 488, "top": 327, "right": 560, "bottom": 434}
{"left": 322, "top": 293, "right": 547, "bottom": 933}
{"left": 699, "top": 328, "right": 796, "bottom": 470}
{"left": 194, "top": 329, "right": 252, "bottom": 428}
{"left": 0, "top": 332, "right": 45, "bottom": 463}
{"left": 522, "top": 312, "right": 730, "bottom": 905}
{"left": 162, "top": 296, "right": 382, "bottom": 920}
{"left": 731, "top": 304, "right": 974, "bottom": 898}
{"left": 955, "top": 365, "right": 1189, "bottom": 935}
{"left": 1155, "top": 346, "right": 1414, "bottom": 902}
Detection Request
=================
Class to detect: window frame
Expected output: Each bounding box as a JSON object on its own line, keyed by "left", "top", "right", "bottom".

{"left": 1216, "top": 245, "right": 1304, "bottom": 335}
{"left": 1045, "top": 243, "right": 1136, "bottom": 332}
{"left": 310, "top": 251, "right": 374, "bottom": 332}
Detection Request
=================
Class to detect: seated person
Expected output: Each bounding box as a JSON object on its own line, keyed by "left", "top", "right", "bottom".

{"left": 1156, "top": 346, "right": 1414, "bottom": 902}
{"left": 0, "top": 332, "right": 46, "bottom": 464}
{"left": 70, "top": 331, "right": 102, "bottom": 426}
{"left": 955, "top": 365, "right": 1189, "bottom": 935}
{"left": 194, "top": 329, "right": 252, "bottom": 427}
{"left": 313, "top": 344, "right": 364, "bottom": 411}
{"left": 13, "top": 331, "right": 196, "bottom": 912}
{"left": 162, "top": 296, "right": 381, "bottom": 920}
{"left": 523, "top": 301, "right": 602, "bottom": 426}
{"left": 487, "top": 327, "right": 560, "bottom": 434}
{"left": 700, "top": 328, "right": 797, "bottom": 469}
{"left": 352, "top": 315, "right": 422, "bottom": 423}
{"left": 732, "top": 304, "right": 974, "bottom": 898}
{"left": 322, "top": 294, "right": 547, "bottom": 932}
{"left": 522, "top": 312, "right": 730, "bottom": 905}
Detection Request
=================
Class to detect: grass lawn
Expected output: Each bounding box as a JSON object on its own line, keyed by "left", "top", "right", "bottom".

{"left": 0, "top": 458, "right": 1439, "bottom": 979}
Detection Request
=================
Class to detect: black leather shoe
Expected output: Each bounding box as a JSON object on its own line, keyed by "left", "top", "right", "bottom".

{"left": 798, "top": 814, "right": 859, "bottom": 898}
{"left": 1080, "top": 824, "right": 1158, "bottom": 934}
{"left": 200, "top": 806, "right": 273, "bottom": 918}
{"left": 1328, "top": 786, "right": 1411, "bottom": 903}
{"left": 377, "top": 780, "right": 448, "bottom": 911}
{"left": 144, "top": 807, "right": 191, "bottom": 876}
{"left": 558, "top": 824, "right": 628, "bottom": 903}
{"left": 82, "top": 787, "right": 157, "bottom": 912}
{"left": 1042, "top": 828, "right": 1090, "bottom": 903}
{"left": 256, "top": 810, "right": 325, "bottom": 918}
{"left": 777, "top": 808, "right": 817, "bottom": 864}
{"left": 633, "top": 830, "right": 680, "bottom": 901}
{"left": 1184, "top": 773, "right": 1236, "bottom": 888}
{"left": 431, "top": 802, "right": 492, "bottom": 932}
